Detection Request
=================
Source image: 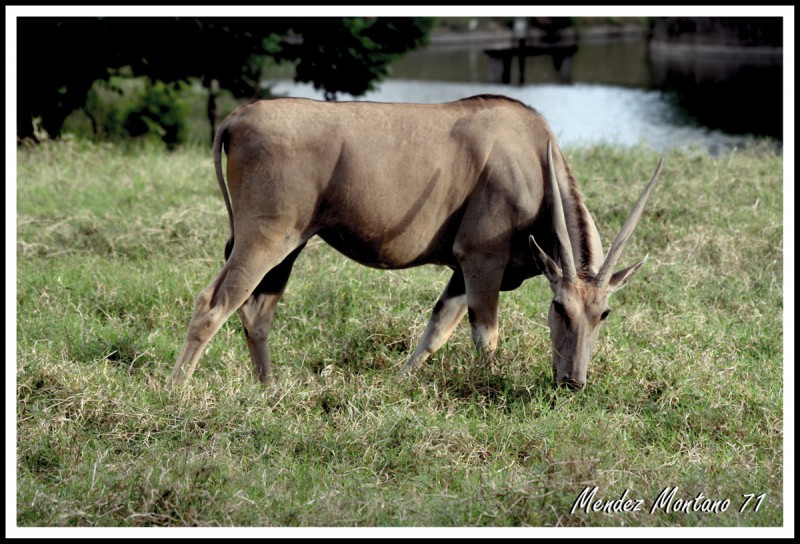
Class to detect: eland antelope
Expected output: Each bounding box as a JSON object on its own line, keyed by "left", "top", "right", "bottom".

{"left": 167, "top": 95, "right": 662, "bottom": 390}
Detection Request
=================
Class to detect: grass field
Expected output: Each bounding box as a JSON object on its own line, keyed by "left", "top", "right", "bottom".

{"left": 14, "top": 137, "right": 785, "bottom": 530}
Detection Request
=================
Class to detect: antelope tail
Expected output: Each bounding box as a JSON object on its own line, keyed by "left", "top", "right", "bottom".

{"left": 213, "top": 121, "right": 234, "bottom": 240}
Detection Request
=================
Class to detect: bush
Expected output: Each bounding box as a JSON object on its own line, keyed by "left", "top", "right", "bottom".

{"left": 114, "top": 79, "right": 190, "bottom": 148}
{"left": 67, "top": 77, "right": 191, "bottom": 148}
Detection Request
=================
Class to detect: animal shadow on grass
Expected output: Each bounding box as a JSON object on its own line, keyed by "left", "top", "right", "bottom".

{"left": 66, "top": 330, "right": 153, "bottom": 373}
{"left": 303, "top": 329, "right": 554, "bottom": 412}
{"left": 307, "top": 330, "right": 412, "bottom": 376}
{"left": 412, "top": 352, "right": 556, "bottom": 412}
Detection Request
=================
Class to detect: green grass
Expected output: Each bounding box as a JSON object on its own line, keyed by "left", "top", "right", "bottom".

{"left": 15, "top": 138, "right": 784, "bottom": 528}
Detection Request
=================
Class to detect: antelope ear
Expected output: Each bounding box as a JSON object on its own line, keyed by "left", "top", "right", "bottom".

{"left": 529, "top": 235, "right": 562, "bottom": 283}
{"left": 608, "top": 255, "right": 648, "bottom": 292}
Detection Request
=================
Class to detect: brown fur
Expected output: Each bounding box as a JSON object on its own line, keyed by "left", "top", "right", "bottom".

{"left": 167, "top": 96, "right": 660, "bottom": 389}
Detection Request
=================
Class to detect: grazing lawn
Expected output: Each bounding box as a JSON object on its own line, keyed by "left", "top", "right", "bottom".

{"left": 14, "top": 138, "right": 784, "bottom": 529}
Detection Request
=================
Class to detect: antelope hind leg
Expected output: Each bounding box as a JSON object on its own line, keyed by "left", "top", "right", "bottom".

{"left": 167, "top": 235, "right": 301, "bottom": 388}
{"left": 237, "top": 243, "right": 305, "bottom": 382}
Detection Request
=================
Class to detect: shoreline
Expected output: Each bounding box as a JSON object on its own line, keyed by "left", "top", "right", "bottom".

{"left": 428, "top": 24, "right": 650, "bottom": 49}
{"left": 428, "top": 25, "right": 783, "bottom": 60}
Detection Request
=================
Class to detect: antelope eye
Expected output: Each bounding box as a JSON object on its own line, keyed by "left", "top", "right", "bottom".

{"left": 600, "top": 309, "right": 612, "bottom": 321}
{"left": 552, "top": 300, "right": 566, "bottom": 317}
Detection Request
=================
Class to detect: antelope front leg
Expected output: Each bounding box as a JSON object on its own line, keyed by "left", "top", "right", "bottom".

{"left": 460, "top": 255, "right": 506, "bottom": 362}
{"left": 399, "top": 271, "right": 467, "bottom": 375}
{"left": 466, "top": 295, "right": 500, "bottom": 361}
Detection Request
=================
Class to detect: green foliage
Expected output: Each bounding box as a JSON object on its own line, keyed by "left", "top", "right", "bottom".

{"left": 119, "top": 80, "right": 190, "bottom": 148}
{"left": 16, "top": 17, "right": 434, "bottom": 143}
{"left": 279, "top": 17, "right": 433, "bottom": 100}
{"left": 66, "top": 77, "right": 241, "bottom": 147}
{"left": 15, "top": 142, "right": 783, "bottom": 528}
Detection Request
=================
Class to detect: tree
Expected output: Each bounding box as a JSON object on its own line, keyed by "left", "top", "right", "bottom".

{"left": 278, "top": 17, "right": 434, "bottom": 101}
{"left": 16, "top": 17, "right": 433, "bottom": 144}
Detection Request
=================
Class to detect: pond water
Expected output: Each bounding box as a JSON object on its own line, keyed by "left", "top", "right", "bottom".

{"left": 270, "top": 78, "right": 749, "bottom": 155}
{"left": 265, "top": 37, "right": 783, "bottom": 155}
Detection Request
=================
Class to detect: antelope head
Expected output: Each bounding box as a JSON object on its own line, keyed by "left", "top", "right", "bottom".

{"left": 530, "top": 142, "right": 663, "bottom": 390}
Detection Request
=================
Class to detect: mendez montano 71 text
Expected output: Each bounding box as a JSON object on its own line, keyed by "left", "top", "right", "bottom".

{"left": 570, "top": 486, "right": 767, "bottom": 516}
